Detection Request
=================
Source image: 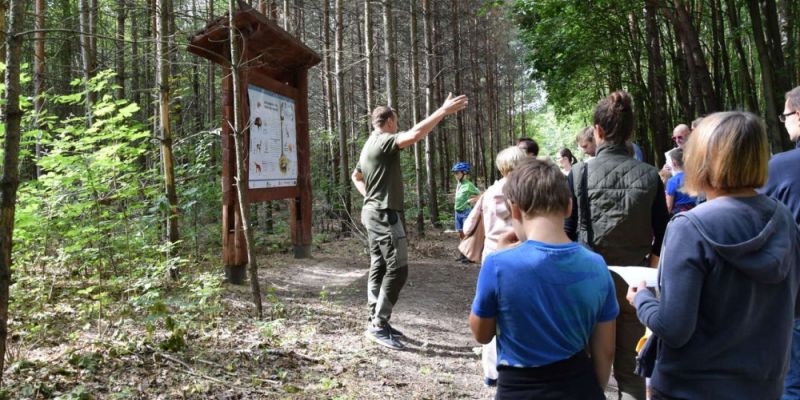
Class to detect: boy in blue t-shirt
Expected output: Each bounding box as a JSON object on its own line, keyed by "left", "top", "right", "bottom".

{"left": 469, "top": 159, "right": 618, "bottom": 399}
{"left": 665, "top": 148, "right": 697, "bottom": 215}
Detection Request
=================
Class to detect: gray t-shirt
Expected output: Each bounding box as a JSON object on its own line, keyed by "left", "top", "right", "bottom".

{"left": 356, "top": 131, "right": 404, "bottom": 211}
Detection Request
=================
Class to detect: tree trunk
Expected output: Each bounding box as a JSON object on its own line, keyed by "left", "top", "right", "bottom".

{"left": 294, "top": 0, "right": 304, "bottom": 38}
{"left": 156, "top": 0, "right": 180, "bottom": 251}
{"left": 207, "top": 0, "right": 215, "bottom": 127}
{"left": 670, "top": 0, "right": 719, "bottom": 113}
{"left": 115, "top": 0, "right": 126, "bottom": 100}
{"left": 763, "top": 0, "right": 793, "bottom": 148}
{"left": 747, "top": 0, "right": 793, "bottom": 152}
{"left": 283, "top": 0, "right": 290, "bottom": 31}
{"left": 34, "top": 0, "right": 45, "bottom": 179}
{"left": 334, "top": 0, "right": 351, "bottom": 226}
{"left": 712, "top": 0, "right": 736, "bottom": 107}
{"left": 724, "top": 0, "right": 759, "bottom": 112}
{"left": 0, "top": 0, "right": 25, "bottom": 384}
{"left": 778, "top": 0, "right": 796, "bottom": 85}
{"left": 79, "top": 0, "right": 98, "bottom": 122}
{"left": 664, "top": 18, "right": 692, "bottom": 122}
{"left": 322, "top": 0, "right": 338, "bottom": 194}
{"left": 422, "top": 0, "right": 439, "bottom": 228}
{"left": 433, "top": 2, "right": 449, "bottom": 196}
{"left": 644, "top": 0, "right": 669, "bottom": 166}
{"left": 409, "top": 0, "right": 424, "bottom": 237}
{"left": 228, "top": 0, "right": 263, "bottom": 319}
{"left": 132, "top": 3, "right": 142, "bottom": 118}
{"left": 383, "top": 0, "right": 398, "bottom": 108}
{"left": 451, "top": 0, "right": 465, "bottom": 162}
{"left": 0, "top": 0, "right": 6, "bottom": 65}
{"left": 364, "top": 0, "right": 374, "bottom": 115}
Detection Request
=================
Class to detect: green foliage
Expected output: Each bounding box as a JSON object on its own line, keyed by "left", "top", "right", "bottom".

{"left": 525, "top": 105, "right": 588, "bottom": 160}
{"left": 15, "top": 71, "right": 156, "bottom": 276}
{"left": 513, "top": 0, "right": 636, "bottom": 115}
{"left": 9, "top": 71, "right": 227, "bottom": 378}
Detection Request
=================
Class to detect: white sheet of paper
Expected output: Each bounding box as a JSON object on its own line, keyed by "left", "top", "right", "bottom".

{"left": 608, "top": 266, "right": 658, "bottom": 287}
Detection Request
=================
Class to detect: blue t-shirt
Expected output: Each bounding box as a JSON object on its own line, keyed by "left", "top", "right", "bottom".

{"left": 471, "top": 240, "right": 619, "bottom": 368}
{"left": 666, "top": 172, "right": 697, "bottom": 207}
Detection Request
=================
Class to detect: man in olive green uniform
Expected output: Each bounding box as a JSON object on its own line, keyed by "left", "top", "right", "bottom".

{"left": 352, "top": 93, "right": 468, "bottom": 350}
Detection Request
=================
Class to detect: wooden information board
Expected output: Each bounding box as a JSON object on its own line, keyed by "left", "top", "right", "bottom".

{"left": 188, "top": 5, "right": 321, "bottom": 283}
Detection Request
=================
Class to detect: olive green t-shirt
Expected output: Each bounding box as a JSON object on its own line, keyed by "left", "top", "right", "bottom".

{"left": 356, "top": 131, "right": 404, "bottom": 211}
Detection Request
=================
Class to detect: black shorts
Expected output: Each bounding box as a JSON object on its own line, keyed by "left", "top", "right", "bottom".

{"left": 495, "top": 351, "right": 605, "bottom": 400}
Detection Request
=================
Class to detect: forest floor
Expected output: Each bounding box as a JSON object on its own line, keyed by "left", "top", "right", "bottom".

{"left": 6, "top": 229, "right": 621, "bottom": 399}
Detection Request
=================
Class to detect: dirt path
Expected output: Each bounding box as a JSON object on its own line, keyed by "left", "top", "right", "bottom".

{"left": 258, "top": 230, "right": 496, "bottom": 399}
{"left": 257, "top": 229, "right": 621, "bottom": 399}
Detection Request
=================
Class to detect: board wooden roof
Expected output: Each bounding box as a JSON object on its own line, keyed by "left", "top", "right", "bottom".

{"left": 188, "top": 2, "right": 321, "bottom": 80}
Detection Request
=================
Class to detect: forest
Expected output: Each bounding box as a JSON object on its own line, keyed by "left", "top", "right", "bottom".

{"left": 0, "top": 0, "right": 798, "bottom": 398}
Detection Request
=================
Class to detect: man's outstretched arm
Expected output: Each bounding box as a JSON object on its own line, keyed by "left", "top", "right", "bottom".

{"left": 395, "top": 93, "right": 468, "bottom": 149}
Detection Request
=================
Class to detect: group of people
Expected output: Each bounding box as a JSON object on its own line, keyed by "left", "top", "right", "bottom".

{"left": 352, "top": 85, "right": 800, "bottom": 400}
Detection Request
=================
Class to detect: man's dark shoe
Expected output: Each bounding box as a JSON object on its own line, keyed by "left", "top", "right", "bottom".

{"left": 455, "top": 253, "right": 469, "bottom": 262}
{"left": 365, "top": 324, "right": 405, "bottom": 350}
{"left": 385, "top": 322, "right": 404, "bottom": 337}
{"left": 367, "top": 318, "right": 403, "bottom": 337}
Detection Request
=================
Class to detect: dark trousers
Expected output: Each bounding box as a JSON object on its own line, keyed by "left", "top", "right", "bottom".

{"left": 612, "top": 271, "right": 647, "bottom": 400}
{"left": 362, "top": 208, "right": 408, "bottom": 325}
{"left": 495, "top": 352, "right": 605, "bottom": 400}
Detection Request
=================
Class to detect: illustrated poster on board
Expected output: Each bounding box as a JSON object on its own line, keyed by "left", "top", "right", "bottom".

{"left": 247, "top": 84, "right": 298, "bottom": 188}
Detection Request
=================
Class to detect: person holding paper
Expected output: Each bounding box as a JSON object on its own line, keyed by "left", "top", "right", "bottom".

{"left": 627, "top": 112, "right": 800, "bottom": 400}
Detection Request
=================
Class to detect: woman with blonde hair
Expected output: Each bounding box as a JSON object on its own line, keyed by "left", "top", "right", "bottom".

{"left": 462, "top": 145, "right": 527, "bottom": 386}
{"left": 627, "top": 112, "right": 800, "bottom": 400}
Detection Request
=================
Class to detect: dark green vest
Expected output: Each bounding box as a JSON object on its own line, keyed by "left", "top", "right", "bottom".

{"left": 574, "top": 143, "right": 660, "bottom": 266}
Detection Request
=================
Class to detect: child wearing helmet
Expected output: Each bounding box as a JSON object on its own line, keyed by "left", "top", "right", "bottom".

{"left": 452, "top": 162, "right": 481, "bottom": 246}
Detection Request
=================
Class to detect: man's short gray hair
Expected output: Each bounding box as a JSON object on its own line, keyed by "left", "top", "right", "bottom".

{"left": 786, "top": 86, "right": 800, "bottom": 110}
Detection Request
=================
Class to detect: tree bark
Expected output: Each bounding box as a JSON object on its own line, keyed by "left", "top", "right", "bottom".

{"left": 364, "top": 0, "right": 374, "bottom": 115}
{"left": 322, "top": 0, "right": 338, "bottom": 194}
{"left": 0, "top": 0, "right": 25, "bottom": 384}
{"left": 334, "top": 0, "right": 351, "bottom": 225}
{"left": 711, "top": 0, "right": 736, "bottom": 107}
{"left": 644, "top": 0, "right": 669, "bottom": 166}
{"left": 79, "top": 0, "right": 98, "bottom": 122}
{"left": 670, "top": 0, "right": 719, "bottom": 113}
{"left": 115, "top": 0, "right": 126, "bottom": 99}
{"left": 422, "top": 0, "right": 439, "bottom": 228}
{"left": 724, "top": 0, "right": 759, "bottom": 112}
{"left": 747, "top": 0, "right": 792, "bottom": 152}
{"left": 156, "top": 0, "right": 180, "bottom": 250}
{"left": 383, "top": 0, "right": 398, "bottom": 108}
{"left": 409, "top": 0, "right": 425, "bottom": 237}
{"left": 34, "top": 0, "right": 46, "bottom": 178}
{"left": 132, "top": 3, "right": 142, "bottom": 119}
{"left": 451, "top": 0, "right": 465, "bottom": 162}
{"left": 228, "top": 0, "right": 263, "bottom": 318}
{"left": 207, "top": 0, "right": 215, "bottom": 127}
{"left": 0, "top": 0, "right": 6, "bottom": 65}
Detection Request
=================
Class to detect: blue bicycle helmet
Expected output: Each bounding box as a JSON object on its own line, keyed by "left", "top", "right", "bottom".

{"left": 451, "top": 162, "right": 471, "bottom": 173}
